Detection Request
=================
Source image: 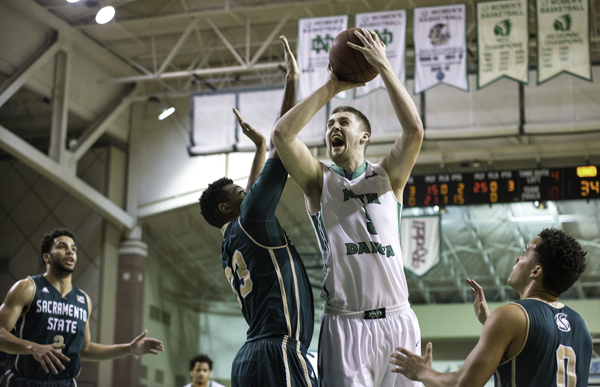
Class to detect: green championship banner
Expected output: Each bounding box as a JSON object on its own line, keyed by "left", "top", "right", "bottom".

{"left": 298, "top": 15, "right": 348, "bottom": 100}
{"left": 536, "top": 0, "right": 591, "bottom": 84}
{"left": 476, "top": 0, "right": 529, "bottom": 89}
{"left": 354, "top": 9, "right": 407, "bottom": 98}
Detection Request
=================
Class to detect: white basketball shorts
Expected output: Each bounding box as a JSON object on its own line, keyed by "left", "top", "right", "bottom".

{"left": 318, "top": 303, "right": 421, "bottom": 387}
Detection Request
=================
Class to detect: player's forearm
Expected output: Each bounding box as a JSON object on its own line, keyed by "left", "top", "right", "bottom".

{"left": 0, "top": 328, "right": 38, "bottom": 355}
{"left": 378, "top": 63, "right": 423, "bottom": 137}
{"left": 418, "top": 369, "right": 460, "bottom": 387}
{"left": 270, "top": 73, "right": 300, "bottom": 157}
{"left": 80, "top": 341, "right": 132, "bottom": 361}
{"left": 247, "top": 142, "right": 267, "bottom": 189}
{"left": 273, "top": 80, "right": 336, "bottom": 145}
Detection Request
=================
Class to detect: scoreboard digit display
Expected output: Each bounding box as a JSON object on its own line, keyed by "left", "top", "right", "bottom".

{"left": 564, "top": 166, "right": 600, "bottom": 199}
{"left": 403, "top": 166, "right": 598, "bottom": 208}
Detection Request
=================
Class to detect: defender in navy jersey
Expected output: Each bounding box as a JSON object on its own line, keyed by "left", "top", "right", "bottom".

{"left": 0, "top": 228, "right": 164, "bottom": 387}
{"left": 199, "top": 36, "right": 316, "bottom": 387}
{"left": 391, "top": 228, "right": 591, "bottom": 387}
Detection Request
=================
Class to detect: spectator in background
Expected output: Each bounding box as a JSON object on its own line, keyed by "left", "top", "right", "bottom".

{"left": 184, "top": 354, "right": 224, "bottom": 387}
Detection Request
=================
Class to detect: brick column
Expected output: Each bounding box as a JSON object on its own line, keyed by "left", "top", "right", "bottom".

{"left": 112, "top": 238, "right": 148, "bottom": 386}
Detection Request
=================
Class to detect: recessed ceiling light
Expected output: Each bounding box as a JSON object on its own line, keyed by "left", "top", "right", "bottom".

{"left": 95, "top": 6, "right": 115, "bottom": 24}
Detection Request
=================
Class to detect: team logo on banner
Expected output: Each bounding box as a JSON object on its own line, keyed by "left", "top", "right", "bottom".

{"left": 476, "top": 0, "right": 529, "bottom": 89}
{"left": 536, "top": 0, "right": 591, "bottom": 84}
{"left": 355, "top": 10, "right": 406, "bottom": 98}
{"left": 401, "top": 216, "right": 441, "bottom": 277}
{"left": 413, "top": 5, "right": 468, "bottom": 94}
{"left": 298, "top": 15, "right": 348, "bottom": 100}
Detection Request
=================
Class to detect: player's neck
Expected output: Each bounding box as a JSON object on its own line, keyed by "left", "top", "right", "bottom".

{"left": 520, "top": 284, "right": 559, "bottom": 304}
{"left": 194, "top": 381, "right": 209, "bottom": 387}
{"left": 334, "top": 155, "right": 365, "bottom": 175}
{"left": 43, "top": 271, "right": 73, "bottom": 296}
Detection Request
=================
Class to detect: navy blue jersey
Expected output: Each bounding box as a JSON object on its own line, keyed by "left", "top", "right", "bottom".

{"left": 9, "top": 275, "right": 88, "bottom": 380}
{"left": 495, "top": 299, "right": 592, "bottom": 387}
{"left": 221, "top": 158, "right": 314, "bottom": 348}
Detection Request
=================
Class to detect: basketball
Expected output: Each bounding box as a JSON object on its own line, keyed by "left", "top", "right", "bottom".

{"left": 329, "top": 28, "right": 379, "bottom": 83}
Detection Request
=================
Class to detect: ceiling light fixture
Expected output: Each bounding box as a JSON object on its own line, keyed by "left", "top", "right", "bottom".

{"left": 66, "top": 0, "right": 80, "bottom": 3}
{"left": 95, "top": 6, "right": 115, "bottom": 24}
{"left": 149, "top": 96, "right": 176, "bottom": 121}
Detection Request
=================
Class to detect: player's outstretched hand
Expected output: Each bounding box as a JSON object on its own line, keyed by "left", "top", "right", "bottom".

{"left": 390, "top": 342, "right": 433, "bottom": 381}
{"left": 129, "top": 329, "right": 164, "bottom": 356}
{"left": 280, "top": 35, "right": 300, "bottom": 79}
{"left": 348, "top": 28, "right": 389, "bottom": 70}
{"left": 32, "top": 342, "right": 70, "bottom": 374}
{"left": 467, "top": 278, "right": 490, "bottom": 325}
{"left": 233, "top": 108, "right": 266, "bottom": 147}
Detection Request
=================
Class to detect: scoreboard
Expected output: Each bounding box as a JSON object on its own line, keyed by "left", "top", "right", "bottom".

{"left": 403, "top": 165, "right": 600, "bottom": 208}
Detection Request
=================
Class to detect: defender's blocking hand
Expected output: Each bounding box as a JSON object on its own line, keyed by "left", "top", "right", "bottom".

{"left": 233, "top": 108, "right": 266, "bottom": 147}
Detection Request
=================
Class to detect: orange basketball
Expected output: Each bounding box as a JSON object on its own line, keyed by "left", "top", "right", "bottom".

{"left": 329, "top": 28, "right": 379, "bottom": 83}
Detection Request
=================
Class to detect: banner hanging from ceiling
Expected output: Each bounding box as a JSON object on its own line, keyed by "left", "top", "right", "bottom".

{"left": 413, "top": 4, "right": 468, "bottom": 94}
{"left": 536, "top": 0, "right": 591, "bottom": 83}
{"left": 297, "top": 15, "right": 348, "bottom": 101}
{"left": 354, "top": 9, "right": 407, "bottom": 98}
{"left": 476, "top": 0, "right": 529, "bottom": 88}
{"left": 401, "top": 216, "right": 441, "bottom": 277}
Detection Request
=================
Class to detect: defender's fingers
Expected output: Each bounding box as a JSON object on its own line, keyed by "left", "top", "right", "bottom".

{"left": 425, "top": 342, "right": 433, "bottom": 357}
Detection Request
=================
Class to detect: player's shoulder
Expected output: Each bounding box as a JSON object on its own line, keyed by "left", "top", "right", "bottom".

{"left": 3, "top": 277, "right": 36, "bottom": 305}
{"left": 488, "top": 303, "right": 528, "bottom": 325}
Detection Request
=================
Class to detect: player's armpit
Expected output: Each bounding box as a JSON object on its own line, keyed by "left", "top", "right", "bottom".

{"left": 451, "top": 304, "right": 527, "bottom": 387}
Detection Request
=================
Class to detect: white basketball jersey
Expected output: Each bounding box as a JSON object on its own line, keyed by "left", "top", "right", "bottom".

{"left": 308, "top": 161, "right": 409, "bottom": 311}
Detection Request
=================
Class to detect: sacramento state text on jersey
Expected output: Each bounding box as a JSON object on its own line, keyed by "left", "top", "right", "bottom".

{"left": 10, "top": 275, "right": 88, "bottom": 380}
{"left": 35, "top": 298, "right": 88, "bottom": 333}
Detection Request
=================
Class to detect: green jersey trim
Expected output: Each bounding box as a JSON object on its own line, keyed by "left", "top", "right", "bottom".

{"left": 329, "top": 162, "right": 367, "bottom": 180}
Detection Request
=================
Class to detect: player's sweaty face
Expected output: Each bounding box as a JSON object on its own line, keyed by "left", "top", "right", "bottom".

{"left": 326, "top": 112, "right": 364, "bottom": 162}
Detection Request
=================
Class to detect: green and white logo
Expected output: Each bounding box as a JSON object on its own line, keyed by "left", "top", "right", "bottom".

{"left": 374, "top": 28, "right": 394, "bottom": 45}
{"left": 493, "top": 19, "right": 512, "bottom": 36}
{"left": 312, "top": 34, "right": 334, "bottom": 53}
{"left": 553, "top": 14, "right": 572, "bottom": 31}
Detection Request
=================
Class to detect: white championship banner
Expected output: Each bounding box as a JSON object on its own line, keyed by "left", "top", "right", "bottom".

{"left": 476, "top": 0, "right": 529, "bottom": 88}
{"left": 298, "top": 15, "right": 348, "bottom": 101}
{"left": 355, "top": 9, "right": 407, "bottom": 98}
{"left": 536, "top": 0, "right": 591, "bottom": 83}
{"left": 401, "top": 216, "right": 440, "bottom": 277}
{"left": 413, "top": 4, "right": 468, "bottom": 94}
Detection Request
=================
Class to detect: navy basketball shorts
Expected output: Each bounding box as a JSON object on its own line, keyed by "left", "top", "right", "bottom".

{"left": 231, "top": 336, "right": 317, "bottom": 387}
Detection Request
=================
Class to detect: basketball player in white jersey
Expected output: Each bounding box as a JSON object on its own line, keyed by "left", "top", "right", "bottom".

{"left": 272, "top": 28, "right": 424, "bottom": 387}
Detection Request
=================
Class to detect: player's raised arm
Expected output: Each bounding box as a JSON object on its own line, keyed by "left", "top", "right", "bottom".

{"left": 0, "top": 278, "right": 70, "bottom": 374}
{"left": 269, "top": 35, "right": 300, "bottom": 160}
{"left": 272, "top": 66, "right": 360, "bottom": 204}
{"left": 350, "top": 28, "right": 424, "bottom": 198}
{"left": 233, "top": 108, "right": 266, "bottom": 192}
